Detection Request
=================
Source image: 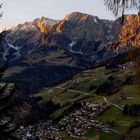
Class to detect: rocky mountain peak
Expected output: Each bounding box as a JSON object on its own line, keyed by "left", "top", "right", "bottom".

{"left": 64, "top": 12, "right": 98, "bottom": 23}
{"left": 33, "top": 17, "right": 58, "bottom": 30}
{"left": 54, "top": 12, "right": 106, "bottom": 41}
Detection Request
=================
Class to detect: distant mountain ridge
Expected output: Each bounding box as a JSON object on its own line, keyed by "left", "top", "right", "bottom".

{"left": 0, "top": 12, "right": 139, "bottom": 94}
{"left": 2, "top": 12, "right": 138, "bottom": 60}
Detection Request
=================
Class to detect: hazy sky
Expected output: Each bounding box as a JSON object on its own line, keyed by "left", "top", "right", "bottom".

{"left": 0, "top": 0, "right": 137, "bottom": 31}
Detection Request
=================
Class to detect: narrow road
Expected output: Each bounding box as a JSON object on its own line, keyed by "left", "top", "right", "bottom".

{"left": 110, "top": 128, "right": 122, "bottom": 135}
{"left": 55, "top": 86, "right": 91, "bottom": 96}
{"left": 56, "top": 87, "right": 123, "bottom": 110}
{"left": 103, "top": 97, "right": 123, "bottom": 111}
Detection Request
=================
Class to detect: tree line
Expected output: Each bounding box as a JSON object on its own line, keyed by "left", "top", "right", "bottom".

{"left": 123, "top": 104, "right": 140, "bottom": 116}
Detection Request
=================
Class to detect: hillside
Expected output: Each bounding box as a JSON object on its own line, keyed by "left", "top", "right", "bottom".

{"left": 28, "top": 61, "right": 140, "bottom": 140}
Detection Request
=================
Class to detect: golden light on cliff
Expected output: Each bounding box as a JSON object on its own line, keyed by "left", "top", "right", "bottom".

{"left": 36, "top": 19, "right": 51, "bottom": 45}
{"left": 56, "top": 20, "right": 66, "bottom": 33}
{"left": 119, "top": 14, "right": 140, "bottom": 48}
{"left": 37, "top": 20, "right": 47, "bottom": 34}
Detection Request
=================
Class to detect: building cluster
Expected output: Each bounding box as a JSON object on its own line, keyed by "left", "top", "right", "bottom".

{"left": 58, "top": 102, "right": 111, "bottom": 137}
{"left": 14, "top": 121, "right": 62, "bottom": 140}
{"left": 14, "top": 102, "right": 111, "bottom": 140}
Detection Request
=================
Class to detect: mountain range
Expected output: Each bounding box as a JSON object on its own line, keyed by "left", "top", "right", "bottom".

{"left": 0, "top": 12, "right": 139, "bottom": 94}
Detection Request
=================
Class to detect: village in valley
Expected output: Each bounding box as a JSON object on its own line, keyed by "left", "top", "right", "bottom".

{"left": 1, "top": 64, "right": 140, "bottom": 140}
{"left": 14, "top": 102, "right": 112, "bottom": 140}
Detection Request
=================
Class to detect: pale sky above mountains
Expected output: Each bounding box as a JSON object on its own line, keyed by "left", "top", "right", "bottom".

{"left": 0, "top": 0, "right": 137, "bottom": 31}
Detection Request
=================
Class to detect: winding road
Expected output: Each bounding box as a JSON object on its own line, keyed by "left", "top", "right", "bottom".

{"left": 103, "top": 97, "right": 123, "bottom": 111}
{"left": 55, "top": 86, "right": 123, "bottom": 110}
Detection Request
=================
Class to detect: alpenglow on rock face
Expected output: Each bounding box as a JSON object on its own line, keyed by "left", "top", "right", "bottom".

{"left": 0, "top": 12, "right": 139, "bottom": 94}
{"left": 2, "top": 17, "right": 58, "bottom": 57}
{"left": 55, "top": 12, "right": 115, "bottom": 41}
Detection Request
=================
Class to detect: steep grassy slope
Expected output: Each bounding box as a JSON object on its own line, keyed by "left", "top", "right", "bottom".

{"left": 37, "top": 64, "right": 138, "bottom": 105}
